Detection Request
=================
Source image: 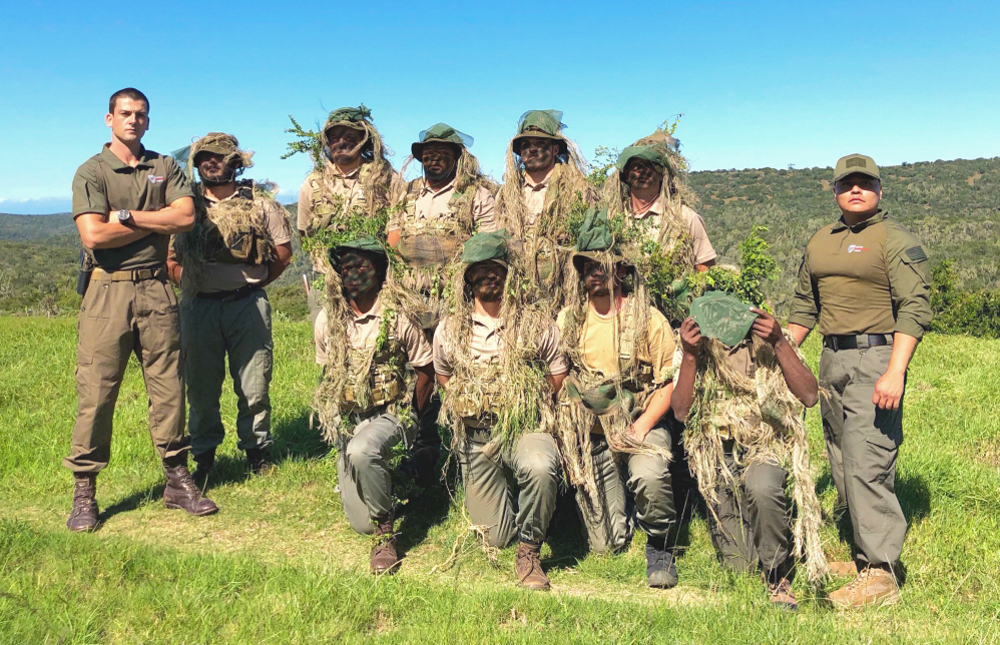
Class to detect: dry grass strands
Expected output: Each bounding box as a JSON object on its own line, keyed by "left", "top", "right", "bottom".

{"left": 684, "top": 334, "right": 828, "bottom": 583}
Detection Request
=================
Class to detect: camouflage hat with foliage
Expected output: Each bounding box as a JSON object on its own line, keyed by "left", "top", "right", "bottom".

{"left": 190, "top": 132, "right": 254, "bottom": 170}
{"left": 572, "top": 207, "right": 624, "bottom": 270}
{"left": 411, "top": 123, "right": 473, "bottom": 160}
{"left": 323, "top": 105, "right": 372, "bottom": 133}
{"left": 511, "top": 109, "right": 569, "bottom": 156}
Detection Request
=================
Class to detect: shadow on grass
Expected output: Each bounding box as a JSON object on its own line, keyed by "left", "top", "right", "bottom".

{"left": 395, "top": 449, "right": 458, "bottom": 559}
{"left": 101, "top": 482, "right": 167, "bottom": 525}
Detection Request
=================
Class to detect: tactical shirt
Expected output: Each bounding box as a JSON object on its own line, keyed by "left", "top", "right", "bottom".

{"left": 72, "top": 144, "right": 192, "bottom": 270}
{"left": 629, "top": 200, "right": 717, "bottom": 266}
{"left": 521, "top": 165, "right": 557, "bottom": 226}
{"left": 432, "top": 313, "right": 569, "bottom": 376}
{"left": 789, "top": 210, "right": 932, "bottom": 339}
{"left": 191, "top": 185, "right": 292, "bottom": 293}
{"left": 347, "top": 297, "right": 433, "bottom": 367}
{"left": 388, "top": 180, "right": 497, "bottom": 233}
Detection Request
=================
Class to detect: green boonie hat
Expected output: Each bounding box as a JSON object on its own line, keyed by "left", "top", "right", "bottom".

{"left": 411, "top": 123, "right": 472, "bottom": 160}
{"left": 511, "top": 109, "right": 569, "bottom": 156}
{"left": 572, "top": 207, "right": 624, "bottom": 271}
{"left": 689, "top": 291, "right": 759, "bottom": 348}
{"left": 462, "top": 231, "right": 510, "bottom": 266}
{"left": 615, "top": 144, "right": 667, "bottom": 176}
{"left": 329, "top": 236, "right": 387, "bottom": 266}
{"left": 833, "top": 153, "right": 880, "bottom": 183}
{"left": 323, "top": 104, "right": 372, "bottom": 133}
{"left": 191, "top": 132, "right": 254, "bottom": 168}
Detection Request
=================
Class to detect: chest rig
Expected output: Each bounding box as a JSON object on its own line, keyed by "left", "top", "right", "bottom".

{"left": 396, "top": 178, "right": 470, "bottom": 275}
{"left": 341, "top": 309, "right": 408, "bottom": 416}
{"left": 308, "top": 169, "right": 366, "bottom": 233}
{"left": 201, "top": 181, "right": 273, "bottom": 265}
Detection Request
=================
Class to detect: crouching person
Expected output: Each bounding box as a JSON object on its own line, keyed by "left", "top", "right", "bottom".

{"left": 314, "top": 236, "right": 435, "bottom": 574}
{"left": 433, "top": 232, "right": 568, "bottom": 590}
{"left": 555, "top": 208, "right": 678, "bottom": 588}
{"left": 671, "top": 290, "right": 825, "bottom": 610}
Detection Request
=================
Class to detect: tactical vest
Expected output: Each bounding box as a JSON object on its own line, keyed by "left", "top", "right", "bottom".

{"left": 395, "top": 178, "right": 468, "bottom": 273}
{"left": 200, "top": 181, "right": 272, "bottom": 265}
{"left": 307, "top": 169, "right": 367, "bottom": 233}
{"left": 341, "top": 310, "right": 408, "bottom": 415}
{"left": 450, "top": 363, "right": 504, "bottom": 427}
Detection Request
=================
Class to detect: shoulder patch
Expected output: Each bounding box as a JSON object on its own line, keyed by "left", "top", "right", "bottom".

{"left": 905, "top": 246, "right": 927, "bottom": 262}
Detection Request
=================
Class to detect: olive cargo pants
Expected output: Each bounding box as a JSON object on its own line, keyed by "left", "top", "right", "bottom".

{"left": 575, "top": 426, "right": 676, "bottom": 554}
{"left": 338, "top": 413, "right": 411, "bottom": 534}
{"left": 706, "top": 448, "right": 791, "bottom": 575}
{"left": 820, "top": 343, "right": 906, "bottom": 566}
{"left": 64, "top": 273, "right": 188, "bottom": 473}
{"left": 182, "top": 290, "right": 273, "bottom": 457}
{"left": 458, "top": 431, "right": 561, "bottom": 548}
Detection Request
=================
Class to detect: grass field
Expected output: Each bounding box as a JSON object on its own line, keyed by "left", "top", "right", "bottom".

{"left": 1, "top": 317, "right": 999, "bottom": 643}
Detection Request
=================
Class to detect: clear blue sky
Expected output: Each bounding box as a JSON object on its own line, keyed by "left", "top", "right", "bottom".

{"left": 2, "top": 1, "right": 998, "bottom": 213}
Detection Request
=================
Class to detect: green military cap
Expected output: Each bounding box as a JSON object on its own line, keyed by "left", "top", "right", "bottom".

{"left": 190, "top": 132, "right": 254, "bottom": 168}
{"left": 323, "top": 104, "right": 372, "bottom": 133}
{"left": 572, "top": 207, "right": 624, "bottom": 271}
{"left": 615, "top": 144, "right": 667, "bottom": 176}
{"left": 411, "top": 123, "right": 473, "bottom": 160}
{"left": 512, "top": 109, "right": 569, "bottom": 156}
{"left": 329, "top": 235, "right": 387, "bottom": 266}
{"left": 461, "top": 231, "right": 511, "bottom": 279}
{"left": 689, "top": 291, "right": 759, "bottom": 348}
{"left": 833, "top": 153, "right": 880, "bottom": 183}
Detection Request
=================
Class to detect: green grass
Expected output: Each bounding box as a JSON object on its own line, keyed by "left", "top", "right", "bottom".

{"left": 2, "top": 317, "right": 999, "bottom": 643}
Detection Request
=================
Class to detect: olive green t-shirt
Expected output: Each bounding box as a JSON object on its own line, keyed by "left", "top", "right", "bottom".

{"left": 72, "top": 145, "right": 192, "bottom": 270}
{"left": 788, "top": 210, "right": 932, "bottom": 339}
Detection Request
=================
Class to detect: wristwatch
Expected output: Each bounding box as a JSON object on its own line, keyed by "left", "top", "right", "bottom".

{"left": 117, "top": 208, "right": 133, "bottom": 225}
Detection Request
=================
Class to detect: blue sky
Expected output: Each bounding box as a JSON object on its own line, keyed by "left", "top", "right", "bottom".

{"left": 2, "top": 1, "right": 998, "bottom": 213}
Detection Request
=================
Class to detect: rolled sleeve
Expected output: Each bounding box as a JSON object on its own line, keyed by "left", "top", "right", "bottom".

{"left": 537, "top": 320, "right": 569, "bottom": 376}
{"left": 887, "top": 234, "right": 932, "bottom": 340}
{"left": 163, "top": 156, "right": 193, "bottom": 205}
{"left": 262, "top": 198, "right": 293, "bottom": 246}
{"left": 71, "top": 161, "right": 108, "bottom": 219}
{"left": 788, "top": 250, "right": 819, "bottom": 330}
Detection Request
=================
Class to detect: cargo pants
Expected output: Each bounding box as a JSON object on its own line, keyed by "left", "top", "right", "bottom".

{"left": 182, "top": 289, "right": 273, "bottom": 457}
{"left": 458, "top": 430, "right": 562, "bottom": 548}
{"left": 575, "top": 426, "right": 676, "bottom": 554}
{"left": 64, "top": 272, "right": 188, "bottom": 473}
{"left": 819, "top": 341, "right": 906, "bottom": 566}
{"left": 706, "top": 446, "right": 791, "bottom": 575}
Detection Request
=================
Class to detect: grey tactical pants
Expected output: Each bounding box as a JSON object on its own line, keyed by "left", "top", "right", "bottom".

{"left": 458, "top": 431, "right": 562, "bottom": 548}
{"left": 820, "top": 343, "right": 906, "bottom": 566}
{"left": 338, "top": 413, "right": 413, "bottom": 534}
{"left": 575, "top": 426, "right": 675, "bottom": 554}
{"left": 182, "top": 289, "right": 273, "bottom": 457}
{"left": 706, "top": 446, "right": 791, "bottom": 575}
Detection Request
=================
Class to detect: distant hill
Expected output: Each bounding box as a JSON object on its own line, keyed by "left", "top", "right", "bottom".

{"left": 2, "top": 157, "right": 997, "bottom": 317}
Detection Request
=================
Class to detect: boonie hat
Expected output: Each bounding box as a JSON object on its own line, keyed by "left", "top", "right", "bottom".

{"left": 411, "top": 123, "right": 472, "bottom": 160}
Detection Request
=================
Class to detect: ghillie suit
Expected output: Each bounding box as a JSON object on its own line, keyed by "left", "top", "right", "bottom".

{"left": 394, "top": 123, "right": 499, "bottom": 330}
{"left": 494, "top": 110, "right": 595, "bottom": 314}
{"left": 602, "top": 132, "right": 701, "bottom": 320}
{"left": 682, "top": 274, "right": 827, "bottom": 584}
{"left": 436, "top": 232, "right": 557, "bottom": 457}
{"left": 554, "top": 208, "right": 674, "bottom": 512}
{"left": 312, "top": 237, "right": 426, "bottom": 445}
{"left": 173, "top": 133, "right": 276, "bottom": 298}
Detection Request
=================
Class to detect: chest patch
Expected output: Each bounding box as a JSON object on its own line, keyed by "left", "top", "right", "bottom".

{"left": 847, "top": 244, "right": 869, "bottom": 254}
{"left": 148, "top": 175, "right": 165, "bottom": 184}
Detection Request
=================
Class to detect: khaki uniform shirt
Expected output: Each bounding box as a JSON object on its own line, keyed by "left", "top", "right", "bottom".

{"left": 521, "top": 166, "right": 557, "bottom": 226}
{"left": 789, "top": 210, "right": 932, "bottom": 339}
{"left": 556, "top": 300, "right": 676, "bottom": 383}
{"left": 433, "top": 312, "right": 569, "bottom": 377}
{"left": 317, "top": 297, "right": 433, "bottom": 368}
{"left": 629, "top": 200, "right": 717, "bottom": 266}
{"left": 192, "top": 186, "right": 293, "bottom": 293}
{"left": 388, "top": 179, "right": 497, "bottom": 233}
{"left": 72, "top": 145, "right": 192, "bottom": 270}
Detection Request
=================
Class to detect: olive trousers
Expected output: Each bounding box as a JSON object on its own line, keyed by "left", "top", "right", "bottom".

{"left": 338, "top": 413, "right": 412, "bottom": 535}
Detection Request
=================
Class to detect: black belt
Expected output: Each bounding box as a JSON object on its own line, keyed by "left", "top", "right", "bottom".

{"left": 195, "top": 284, "right": 262, "bottom": 301}
{"left": 823, "top": 334, "right": 892, "bottom": 351}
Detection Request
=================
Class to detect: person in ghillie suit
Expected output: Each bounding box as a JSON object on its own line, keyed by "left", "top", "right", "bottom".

{"left": 313, "top": 236, "right": 435, "bottom": 575}
{"left": 432, "top": 231, "right": 569, "bottom": 591}
{"left": 554, "top": 208, "right": 680, "bottom": 588}
{"left": 294, "top": 105, "right": 401, "bottom": 365}
{"left": 670, "top": 285, "right": 826, "bottom": 610}
{"left": 494, "top": 110, "right": 596, "bottom": 313}
{"left": 169, "top": 132, "right": 293, "bottom": 481}
{"left": 603, "top": 131, "right": 717, "bottom": 274}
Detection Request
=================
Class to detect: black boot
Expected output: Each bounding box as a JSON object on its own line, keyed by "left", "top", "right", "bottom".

{"left": 246, "top": 446, "right": 273, "bottom": 474}
{"left": 645, "top": 535, "right": 678, "bottom": 588}
{"left": 193, "top": 448, "right": 215, "bottom": 487}
{"left": 67, "top": 474, "right": 98, "bottom": 532}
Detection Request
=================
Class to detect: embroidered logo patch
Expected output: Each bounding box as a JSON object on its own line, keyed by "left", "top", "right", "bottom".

{"left": 148, "top": 175, "right": 165, "bottom": 184}
{"left": 905, "top": 246, "right": 927, "bottom": 262}
{"left": 846, "top": 157, "right": 867, "bottom": 168}
{"left": 847, "top": 244, "right": 869, "bottom": 253}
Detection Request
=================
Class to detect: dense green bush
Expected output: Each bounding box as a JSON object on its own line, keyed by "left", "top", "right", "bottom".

{"left": 930, "top": 261, "right": 1000, "bottom": 338}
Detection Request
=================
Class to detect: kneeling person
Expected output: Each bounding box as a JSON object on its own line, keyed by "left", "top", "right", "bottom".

{"left": 433, "top": 232, "right": 568, "bottom": 590}
{"left": 555, "top": 208, "right": 678, "bottom": 588}
{"left": 314, "top": 237, "right": 435, "bottom": 574}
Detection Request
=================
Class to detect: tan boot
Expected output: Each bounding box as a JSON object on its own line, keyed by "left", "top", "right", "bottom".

{"left": 829, "top": 565, "right": 900, "bottom": 608}
{"left": 827, "top": 561, "right": 859, "bottom": 578}
{"left": 515, "top": 541, "right": 550, "bottom": 591}
{"left": 370, "top": 517, "right": 399, "bottom": 575}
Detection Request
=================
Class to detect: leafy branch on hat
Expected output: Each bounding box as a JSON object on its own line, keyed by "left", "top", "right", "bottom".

{"left": 281, "top": 115, "right": 323, "bottom": 166}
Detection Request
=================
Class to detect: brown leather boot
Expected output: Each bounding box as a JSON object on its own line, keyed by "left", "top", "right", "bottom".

{"left": 163, "top": 464, "right": 219, "bottom": 516}
{"left": 370, "top": 517, "right": 399, "bottom": 574}
{"left": 829, "top": 565, "right": 901, "bottom": 608}
{"left": 67, "top": 474, "right": 98, "bottom": 532}
{"left": 827, "top": 560, "right": 859, "bottom": 578}
{"left": 767, "top": 576, "right": 798, "bottom": 611}
{"left": 515, "top": 541, "right": 550, "bottom": 591}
